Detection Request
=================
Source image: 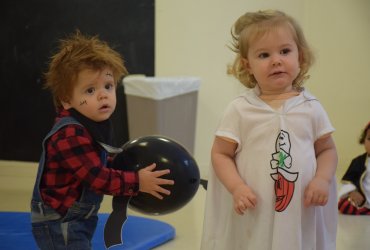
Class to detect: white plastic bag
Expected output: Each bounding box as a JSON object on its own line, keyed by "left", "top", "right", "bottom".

{"left": 122, "top": 75, "right": 201, "bottom": 100}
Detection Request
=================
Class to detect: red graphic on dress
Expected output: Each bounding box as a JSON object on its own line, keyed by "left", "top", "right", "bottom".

{"left": 270, "top": 130, "right": 299, "bottom": 212}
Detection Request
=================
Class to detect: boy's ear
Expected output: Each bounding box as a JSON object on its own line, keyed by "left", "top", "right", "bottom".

{"left": 61, "top": 99, "right": 72, "bottom": 109}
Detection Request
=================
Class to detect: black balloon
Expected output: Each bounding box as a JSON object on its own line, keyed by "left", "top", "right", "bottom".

{"left": 111, "top": 135, "right": 200, "bottom": 215}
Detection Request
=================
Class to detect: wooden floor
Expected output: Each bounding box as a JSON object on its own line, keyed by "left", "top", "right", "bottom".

{"left": 1, "top": 160, "right": 370, "bottom": 250}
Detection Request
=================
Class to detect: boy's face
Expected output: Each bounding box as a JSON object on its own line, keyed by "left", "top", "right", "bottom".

{"left": 62, "top": 67, "right": 116, "bottom": 122}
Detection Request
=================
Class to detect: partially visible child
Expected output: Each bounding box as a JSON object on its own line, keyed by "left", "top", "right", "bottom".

{"left": 30, "top": 31, "right": 174, "bottom": 249}
{"left": 338, "top": 122, "right": 370, "bottom": 214}
{"left": 201, "top": 10, "right": 338, "bottom": 250}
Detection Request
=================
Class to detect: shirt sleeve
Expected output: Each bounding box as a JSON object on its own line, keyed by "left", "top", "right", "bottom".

{"left": 215, "top": 99, "right": 242, "bottom": 146}
{"left": 52, "top": 124, "right": 139, "bottom": 196}
{"left": 311, "top": 100, "right": 335, "bottom": 141}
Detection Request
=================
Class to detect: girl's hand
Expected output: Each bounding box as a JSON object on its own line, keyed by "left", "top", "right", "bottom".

{"left": 232, "top": 184, "right": 257, "bottom": 215}
{"left": 138, "top": 163, "right": 174, "bottom": 199}
{"left": 304, "top": 176, "right": 329, "bottom": 207}
{"left": 348, "top": 190, "right": 365, "bottom": 207}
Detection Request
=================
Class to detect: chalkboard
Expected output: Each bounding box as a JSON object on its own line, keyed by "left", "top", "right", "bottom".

{"left": 0, "top": 0, "right": 154, "bottom": 161}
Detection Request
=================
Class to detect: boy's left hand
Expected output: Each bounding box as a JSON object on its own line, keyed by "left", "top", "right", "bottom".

{"left": 304, "top": 176, "right": 329, "bottom": 207}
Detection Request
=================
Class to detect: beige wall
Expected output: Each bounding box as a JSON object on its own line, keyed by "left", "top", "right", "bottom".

{"left": 155, "top": 0, "right": 370, "bottom": 179}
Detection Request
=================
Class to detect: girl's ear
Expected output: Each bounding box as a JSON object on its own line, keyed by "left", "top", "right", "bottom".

{"left": 241, "top": 57, "right": 251, "bottom": 73}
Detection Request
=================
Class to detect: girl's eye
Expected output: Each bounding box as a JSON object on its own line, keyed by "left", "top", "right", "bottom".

{"left": 105, "top": 83, "right": 114, "bottom": 90}
{"left": 258, "top": 52, "right": 269, "bottom": 59}
{"left": 86, "top": 87, "right": 95, "bottom": 94}
{"left": 281, "top": 48, "right": 291, "bottom": 55}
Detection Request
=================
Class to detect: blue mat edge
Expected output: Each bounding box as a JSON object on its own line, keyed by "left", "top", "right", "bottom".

{"left": 0, "top": 211, "right": 176, "bottom": 250}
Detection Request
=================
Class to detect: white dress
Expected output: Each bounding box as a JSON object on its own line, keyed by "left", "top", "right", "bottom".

{"left": 201, "top": 87, "right": 337, "bottom": 250}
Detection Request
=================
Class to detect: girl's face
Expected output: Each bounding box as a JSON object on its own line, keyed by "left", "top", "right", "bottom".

{"left": 244, "top": 25, "right": 300, "bottom": 95}
{"left": 365, "top": 129, "right": 370, "bottom": 155}
{"left": 62, "top": 67, "right": 116, "bottom": 122}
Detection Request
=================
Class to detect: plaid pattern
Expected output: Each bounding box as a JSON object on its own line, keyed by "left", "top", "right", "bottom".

{"left": 40, "top": 110, "right": 138, "bottom": 215}
{"left": 338, "top": 198, "right": 370, "bottom": 215}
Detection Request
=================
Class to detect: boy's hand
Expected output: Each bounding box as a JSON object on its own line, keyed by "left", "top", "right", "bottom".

{"left": 304, "top": 176, "right": 329, "bottom": 207}
{"left": 232, "top": 183, "right": 257, "bottom": 215}
{"left": 138, "top": 163, "right": 174, "bottom": 199}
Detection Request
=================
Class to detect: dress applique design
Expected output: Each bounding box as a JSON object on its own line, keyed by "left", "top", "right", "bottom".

{"left": 270, "top": 130, "right": 299, "bottom": 212}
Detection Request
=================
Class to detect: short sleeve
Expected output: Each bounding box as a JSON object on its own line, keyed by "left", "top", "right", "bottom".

{"left": 215, "top": 99, "right": 242, "bottom": 146}
{"left": 311, "top": 101, "right": 335, "bottom": 140}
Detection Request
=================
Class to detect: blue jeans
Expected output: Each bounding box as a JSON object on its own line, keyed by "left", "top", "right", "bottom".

{"left": 31, "top": 200, "right": 101, "bottom": 250}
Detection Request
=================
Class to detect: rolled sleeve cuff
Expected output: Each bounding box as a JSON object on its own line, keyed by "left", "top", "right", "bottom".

{"left": 123, "top": 171, "right": 139, "bottom": 195}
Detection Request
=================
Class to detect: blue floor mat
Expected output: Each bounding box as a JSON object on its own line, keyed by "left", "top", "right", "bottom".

{"left": 0, "top": 212, "right": 175, "bottom": 250}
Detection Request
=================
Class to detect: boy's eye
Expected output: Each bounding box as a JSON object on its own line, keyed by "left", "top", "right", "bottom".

{"left": 281, "top": 48, "right": 291, "bottom": 55}
{"left": 86, "top": 87, "right": 95, "bottom": 94}
{"left": 105, "top": 83, "right": 114, "bottom": 90}
{"left": 258, "top": 52, "right": 269, "bottom": 59}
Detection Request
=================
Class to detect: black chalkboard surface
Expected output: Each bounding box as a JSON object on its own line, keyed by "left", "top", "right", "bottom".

{"left": 0, "top": 0, "right": 154, "bottom": 161}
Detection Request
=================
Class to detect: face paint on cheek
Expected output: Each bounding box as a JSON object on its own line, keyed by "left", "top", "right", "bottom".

{"left": 80, "top": 100, "right": 87, "bottom": 106}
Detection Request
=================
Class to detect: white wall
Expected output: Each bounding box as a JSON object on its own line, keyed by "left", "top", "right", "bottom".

{"left": 303, "top": 0, "right": 370, "bottom": 178}
{"left": 155, "top": 0, "right": 370, "bottom": 178}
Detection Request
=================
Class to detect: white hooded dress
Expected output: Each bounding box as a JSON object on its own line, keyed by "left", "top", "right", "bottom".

{"left": 200, "top": 87, "right": 337, "bottom": 250}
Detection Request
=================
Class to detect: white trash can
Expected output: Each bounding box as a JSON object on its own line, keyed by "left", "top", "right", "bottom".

{"left": 122, "top": 75, "right": 201, "bottom": 154}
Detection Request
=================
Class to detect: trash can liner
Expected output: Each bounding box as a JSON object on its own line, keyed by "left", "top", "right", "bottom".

{"left": 122, "top": 75, "right": 201, "bottom": 154}
{"left": 123, "top": 75, "right": 201, "bottom": 100}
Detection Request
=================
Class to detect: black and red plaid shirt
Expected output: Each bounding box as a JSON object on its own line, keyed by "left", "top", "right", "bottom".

{"left": 40, "top": 109, "right": 138, "bottom": 215}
